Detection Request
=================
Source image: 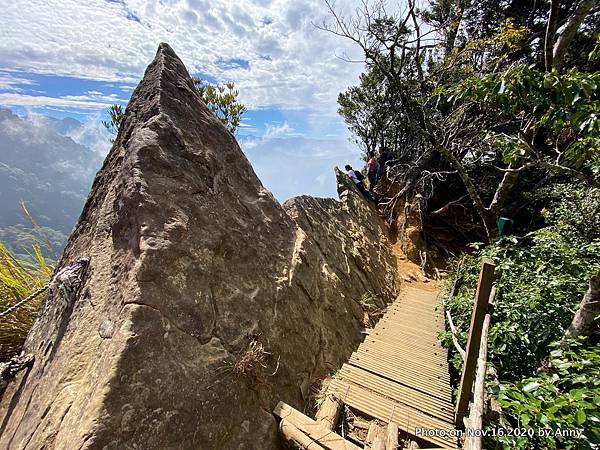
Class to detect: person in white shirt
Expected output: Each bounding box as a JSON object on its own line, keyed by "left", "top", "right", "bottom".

{"left": 345, "top": 164, "right": 372, "bottom": 201}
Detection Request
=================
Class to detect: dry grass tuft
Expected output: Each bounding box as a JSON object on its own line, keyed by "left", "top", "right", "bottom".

{"left": 314, "top": 378, "right": 331, "bottom": 409}
{"left": 358, "top": 292, "right": 384, "bottom": 327}
{"left": 0, "top": 242, "right": 53, "bottom": 361}
{"left": 232, "top": 339, "right": 270, "bottom": 376}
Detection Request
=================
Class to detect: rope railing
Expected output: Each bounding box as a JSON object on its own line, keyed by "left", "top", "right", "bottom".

{"left": 0, "top": 285, "right": 49, "bottom": 318}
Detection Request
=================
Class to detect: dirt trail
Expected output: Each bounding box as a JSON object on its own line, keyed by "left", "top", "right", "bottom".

{"left": 391, "top": 240, "right": 439, "bottom": 293}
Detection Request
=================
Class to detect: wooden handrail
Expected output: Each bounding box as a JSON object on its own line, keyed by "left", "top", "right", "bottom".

{"left": 455, "top": 259, "right": 495, "bottom": 428}
{"left": 463, "top": 287, "right": 496, "bottom": 450}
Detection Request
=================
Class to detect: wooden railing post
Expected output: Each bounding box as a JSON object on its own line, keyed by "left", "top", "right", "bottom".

{"left": 464, "top": 288, "right": 496, "bottom": 450}
{"left": 455, "top": 258, "right": 495, "bottom": 428}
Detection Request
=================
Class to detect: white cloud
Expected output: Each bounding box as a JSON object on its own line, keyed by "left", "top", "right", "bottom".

{"left": 264, "top": 120, "right": 294, "bottom": 138}
{"left": 0, "top": 92, "right": 115, "bottom": 109}
{"left": 239, "top": 135, "right": 363, "bottom": 201}
{"left": 0, "top": 0, "right": 366, "bottom": 114}
{"left": 0, "top": 72, "right": 37, "bottom": 91}
{"left": 0, "top": 89, "right": 130, "bottom": 110}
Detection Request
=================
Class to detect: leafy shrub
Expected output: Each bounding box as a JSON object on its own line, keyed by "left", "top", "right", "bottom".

{"left": 492, "top": 338, "right": 600, "bottom": 449}
{"left": 444, "top": 229, "right": 599, "bottom": 381}
{"left": 442, "top": 183, "right": 600, "bottom": 449}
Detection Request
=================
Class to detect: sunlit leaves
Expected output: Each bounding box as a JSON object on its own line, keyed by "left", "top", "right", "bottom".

{"left": 101, "top": 104, "right": 125, "bottom": 141}
{"left": 103, "top": 79, "right": 248, "bottom": 139}
{"left": 439, "top": 65, "right": 600, "bottom": 176}
{"left": 496, "top": 339, "right": 600, "bottom": 449}
{"left": 193, "top": 78, "right": 247, "bottom": 134}
{"left": 0, "top": 242, "right": 53, "bottom": 360}
{"left": 442, "top": 185, "right": 600, "bottom": 449}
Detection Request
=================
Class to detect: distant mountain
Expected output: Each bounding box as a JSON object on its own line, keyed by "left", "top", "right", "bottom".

{"left": 0, "top": 108, "right": 361, "bottom": 257}
{"left": 0, "top": 108, "right": 104, "bottom": 257}
{"left": 23, "top": 113, "right": 112, "bottom": 155}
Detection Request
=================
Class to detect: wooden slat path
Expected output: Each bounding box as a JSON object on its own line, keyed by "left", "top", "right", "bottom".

{"left": 328, "top": 286, "right": 458, "bottom": 448}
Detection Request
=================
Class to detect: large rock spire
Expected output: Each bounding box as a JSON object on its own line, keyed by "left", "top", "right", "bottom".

{"left": 0, "top": 44, "right": 397, "bottom": 449}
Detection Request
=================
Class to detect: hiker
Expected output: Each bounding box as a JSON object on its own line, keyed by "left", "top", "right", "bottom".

{"left": 345, "top": 164, "right": 372, "bottom": 200}
{"left": 366, "top": 152, "right": 380, "bottom": 190}
{"left": 376, "top": 149, "right": 391, "bottom": 181}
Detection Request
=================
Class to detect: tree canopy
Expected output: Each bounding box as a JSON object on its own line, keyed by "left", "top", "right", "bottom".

{"left": 325, "top": 0, "right": 599, "bottom": 240}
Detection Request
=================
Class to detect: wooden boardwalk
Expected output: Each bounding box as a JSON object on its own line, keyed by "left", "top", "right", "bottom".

{"left": 274, "top": 284, "right": 459, "bottom": 449}
{"left": 327, "top": 285, "right": 457, "bottom": 448}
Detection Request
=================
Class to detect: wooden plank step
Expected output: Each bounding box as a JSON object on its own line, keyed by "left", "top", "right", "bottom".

{"left": 369, "top": 327, "right": 445, "bottom": 346}
{"left": 329, "top": 379, "right": 453, "bottom": 434}
{"left": 358, "top": 336, "right": 446, "bottom": 357}
{"left": 383, "top": 308, "right": 444, "bottom": 322}
{"left": 359, "top": 338, "right": 448, "bottom": 364}
{"left": 383, "top": 308, "right": 444, "bottom": 321}
{"left": 328, "top": 380, "right": 457, "bottom": 448}
{"left": 388, "top": 301, "right": 441, "bottom": 310}
{"left": 354, "top": 346, "right": 450, "bottom": 377}
{"left": 386, "top": 302, "right": 443, "bottom": 314}
{"left": 373, "top": 321, "right": 444, "bottom": 336}
{"left": 376, "top": 320, "right": 444, "bottom": 337}
{"left": 362, "top": 334, "right": 445, "bottom": 350}
{"left": 357, "top": 341, "right": 448, "bottom": 368}
{"left": 398, "top": 290, "right": 441, "bottom": 299}
{"left": 395, "top": 298, "right": 441, "bottom": 308}
{"left": 348, "top": 358, "right": 452, "bottom": 402}
{"left": 338, "top": 364, "right": 454, "bottom": 422}
{"left": 363, "top": 336, "right": 446, "bottom": 355}
{"left": 348, "top": 356, "right": 453, "bottom": 401}
{"left": 356, "top": 339, "right": 449, "bottom": 365}
{"left": 350, "top": 350, "right": 451, "bottom": 384}
{"left": 273, "top": 402, "right": 360, "bottom": 450}
{"left": 383, "top": 311, "right": 444, "bottom": 324}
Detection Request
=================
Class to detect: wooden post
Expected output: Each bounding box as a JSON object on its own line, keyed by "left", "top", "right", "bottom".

{"left": 367, "top": 422, "right": 387, "bottom": 450}
{"left": 315, "top": 394, "right": 343, "bottom": 430}
{"left": 385, "top": 422, "right": 399, "bottom": 450}
{"left": 273, "top": 401, "right": 362, "bottom": 450}
{"left": 279, "top": 419, "right": 327, "bottom": 449}
{"left": 455, "top": 259, "right": 495, "bottom": 428}
{"left": 463, "top": 294, "right": 494, "bottom": 450}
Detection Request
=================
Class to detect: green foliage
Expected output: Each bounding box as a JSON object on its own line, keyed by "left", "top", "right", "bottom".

{"left": 492, "top": 338, "right": 600, "bottom": 449}
{"left": 444, "top": 66, "right": 600, "bottom": 174}
{"left": 443, "top": 184, "right": 600, "bottom": 448}
{"left": 193, "top": 78, "right": 247, "bottom": 134}
{"left": 358, "top": 291, "right": 383, "bottom": 314}
{"left": 0, "top": 242, "right": 53, "bottom": 361}
{"left": 102, "top": 79, "right": 247, "bottom": 139}
{"left": 443, "top": 192, "right": 600, "bottom": 380}
{"left": 536, "top": 183, "right": 600, "bottom": 245}
{"left": 333, "top": 1, "right": 600, "bottom": 241}
{"left": 101, "top": 104, "right": 125, "bottom": 140}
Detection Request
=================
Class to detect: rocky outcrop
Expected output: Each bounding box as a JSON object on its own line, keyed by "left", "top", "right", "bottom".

{"left": 0, "top": 44, "right": 397, "bottom": 449}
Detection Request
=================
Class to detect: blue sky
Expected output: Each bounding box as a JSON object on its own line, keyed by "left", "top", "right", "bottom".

{"left": 0, "top": 0, "right": 371, "bottom": 200}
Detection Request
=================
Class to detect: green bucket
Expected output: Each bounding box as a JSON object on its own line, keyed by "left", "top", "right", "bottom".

{"left": 497, "top": 216, "right": 514, "bottom": 236}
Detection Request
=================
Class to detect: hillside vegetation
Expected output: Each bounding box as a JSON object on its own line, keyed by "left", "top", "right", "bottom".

{"left": 325, "top": 1, "right": 600, "bottom": 448}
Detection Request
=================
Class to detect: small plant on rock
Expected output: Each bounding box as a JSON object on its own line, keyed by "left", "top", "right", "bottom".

{"left": 232, "top": 338, "right": 270, "bottom": 377}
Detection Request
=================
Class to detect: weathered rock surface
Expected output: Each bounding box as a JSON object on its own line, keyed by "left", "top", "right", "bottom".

{"left": 0, "top": 44, "right": 397, "bottom": 449}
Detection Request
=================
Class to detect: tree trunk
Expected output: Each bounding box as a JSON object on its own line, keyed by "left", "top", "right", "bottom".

{"left": 445, "top": 0, "right": 468, "bottom": 56}
{"left": 553, "top": 0, "right": 598, "bottom": 70}
{"left": 544, "top": 0, "right": 560, "bottom": 71}
{"left": 566, "top": 271, "right": 600, "bottom": 338}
